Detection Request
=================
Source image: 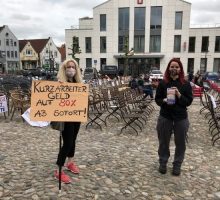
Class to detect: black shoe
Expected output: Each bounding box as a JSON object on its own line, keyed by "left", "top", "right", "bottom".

{"left": 158, "top": 165, "right": 167, "bottom": 174}
{"left": 172, "top": 167, "right": 181, "bottom": 176}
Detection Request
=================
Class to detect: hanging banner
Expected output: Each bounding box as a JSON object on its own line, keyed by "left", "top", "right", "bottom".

{"left": 30, "top": 80, "right": 89, "bottom": 122}
{"left": 0, "top": 95, "right": 8, "bottom": 113}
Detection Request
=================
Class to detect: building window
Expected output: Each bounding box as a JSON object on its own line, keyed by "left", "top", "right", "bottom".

{"left": 100, "top": 14, "right": 106, "bottom": 31}
{"left": 119, "top": 8, "right": 129, "bottom": 31}
{"left": 6, "top": 39, "right": 9, "bottom": 46}
{"left": 86, "top": 58, "right": 92, "bottom": 68}
{"left": 215, "top": 36, "right": 220, "bottom": 52}
{"left": 100, "top": 58, "right": 106, "bottom": 70}
{"left": 150, "top": 6, "right": 162, "bottom": 29}
{"left": 0, "top": 40, "right": 1, "bottom": 46}
{"left": 11, "top": 51, "right": 14, "bottom": 58}
{"left": 200, "top": 58, "right": 207, "bottom": 73}
{"left": 26, "top": 49, "right": 32, "bottom": 56}
{"left": 100, "top": 37, "right": 106, "bottom": 53}
{"left": 7, "top": 51, "right": 10, "bottom": 58}
{"left": 175, "top": 11, "right": 183, "bottom": 30}
{"left": 201, "top": 36, "right": 209, "bottom": 52}
{"left": 213, "top": 58, "right": 220, "bottom": 72}
{"left": 150, "top": 35, "right": 161, "bottom": 52}
{"left": 188, "top": 37, "right": 196, "bottom": 53}
{"left": 10, "top": 39, "right": 13, "bottom": 46}
{"left": 14, "top": 41, "right": 17, "bottom": 46}
{"left": 15, "top": 51, "right": 17, "bottom": 58}
{"left": 134, "top": 7, "right": 145, "bottom": 31}
{"left": 134, "top": 35, "right": 145, "bottom": 53}
{"left": 118, "top": 36, "right": 129, "bottom": 53}
{"left": 187, "top": 58, "right": 194, "bottom": 73}
{"left": 85, "top": 37, "right": 92, "bottom": 53}
{"left": 174, "top": 35, "right": 181, "bottom": 52}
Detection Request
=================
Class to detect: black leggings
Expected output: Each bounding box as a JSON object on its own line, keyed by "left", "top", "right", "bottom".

{"left": 56, "top": 122, "right": 81, "bottom": 167}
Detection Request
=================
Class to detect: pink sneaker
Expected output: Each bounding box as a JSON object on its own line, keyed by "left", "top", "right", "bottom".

{"left": 66, "top": 162, "right": 80, "bottom": 174}
{"left": 54, "top": 170, "right": 71, "bottom": 184}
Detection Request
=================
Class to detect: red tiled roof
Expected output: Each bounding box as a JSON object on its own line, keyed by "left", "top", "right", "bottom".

{"left": 19, "top": 38, "right": 50, "bottom": 53}
{"left": 58, "top": 44, "right": 66, "bottom": 62}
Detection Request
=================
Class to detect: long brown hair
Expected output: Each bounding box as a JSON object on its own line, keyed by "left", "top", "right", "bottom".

{"left": 163, "top": 58, "right": 186, "bottom": 84}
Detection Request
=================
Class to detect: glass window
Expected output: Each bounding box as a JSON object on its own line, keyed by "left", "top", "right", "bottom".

{"left": 10, "top": 39, "right": 13, "bottom": 46}
{"left": 14, "top": 41, "right": 17, "bottom": 46}
{"left": 118, "top": 36, "right": 129, "bottom": 53}
{"left": 174, "top": 35, "right": 181, "bottom": 52}
{"left": 15, "top": 51, "right": 17, "bottom": 58}
{"left": 201, "top": 36, "right": 209, "bottom": 52}
{"left": 175, "top": 11, "right": 183, "bottom": 29}
{"left": 0, "top": 40, "right": 1, "bottom": 46}
{"left": 188, "top": 37, "right": 196, "bottom": 53}
{"left": 100, "top": 58, "right": 106, "bottom": 70}
{"left": 213, "top": 58, "right": 220, "bottom": 72}
{"left": 86, "top": 58, "right": 92, "bottom": 68}
{"left": 6, "top": 39, "right": 9, "bottom": 46}
{"left": 187, "top": 58, "right": 194, "bottom": 73}
{"left": 100, "top": 14, "right": 106, "bottom": 31}
{"left": 134, "top": 7, "right": 145, "bottom": 31}
{"left": 119, "top": 8, "right": 129, "bottom": 31}
{"left": 150, "top": 35, "right": 161, "bottom": 52}
{"left": 11, "top": 51, "right": 14, "bottom": 58}
{"left": 26, "top": 49, "right": 32, "bottom": 56}
{"left": 100, "top": 37, "right": 106, "bottom": 53}
{"left": 215, "top": 36, "right": 220, "bottom": 52}
{"left": 200, "top": 58, "right": 207, "bottom": 73}
{"left": 150, "top": 6, "right": 162, "bottom": 29}
{"left": 85, "top": 37, "right": 92, "bottom": 53}
{"left": 7, "top": 51, "right": 10, "bottom": 58}
{"left": 54, "top": 51, "right": 57, "bottom": 58}
{"left": 134, "top": 35, "right": 145, "bottom": 53}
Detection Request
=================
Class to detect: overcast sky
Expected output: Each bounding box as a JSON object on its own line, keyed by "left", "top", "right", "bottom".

{"left": 1, "top": 0, "right": 220, "bottom": 46}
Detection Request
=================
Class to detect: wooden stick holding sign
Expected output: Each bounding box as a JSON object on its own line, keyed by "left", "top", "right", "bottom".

{"left": 30, "top": 80, "right": 89, "bottom": 122}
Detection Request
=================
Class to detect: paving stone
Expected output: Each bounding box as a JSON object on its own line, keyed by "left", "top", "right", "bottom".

{"left": 0, "top": 101, "right": 219, "bottom": 199}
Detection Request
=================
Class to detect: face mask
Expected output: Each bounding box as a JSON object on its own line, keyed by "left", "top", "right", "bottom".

{"left": 65, "top": 68, "right": 76, "bottom": 78}
{"left": 170, "top": 69, "right": 178, "bottom": 76}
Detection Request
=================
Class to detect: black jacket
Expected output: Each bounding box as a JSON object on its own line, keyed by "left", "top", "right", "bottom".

{"left": 155, "top": 79, "right": 193, "bottom": 121}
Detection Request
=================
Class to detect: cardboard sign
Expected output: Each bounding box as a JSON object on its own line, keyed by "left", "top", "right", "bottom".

{"left": 0, "top": 95, "right": 8, "bottom": 113}
{"left": 30, "top": 80, "right": 89, "bottom": 122}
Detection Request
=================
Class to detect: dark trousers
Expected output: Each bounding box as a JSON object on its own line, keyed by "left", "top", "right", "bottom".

{"left": 56, "top": 122, "right": 81, "bottom": 167}
{"left": 156, "top": 115, "right": 189, "bottom": 167}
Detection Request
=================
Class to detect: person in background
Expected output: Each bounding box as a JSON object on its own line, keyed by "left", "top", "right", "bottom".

{"left": 129, "top": 77, "right": 138, "bottom": 89}
{"left": 142, "top": 75, "right": 154, "bottom": 99}
{"left": 54, "top": 58, "right": 82, "bottom": 184}
{"left": 155, "top": 58, "right": 193, "bottom": 176}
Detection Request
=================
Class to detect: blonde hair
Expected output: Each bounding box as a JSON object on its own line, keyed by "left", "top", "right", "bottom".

{"left": 57, "top": 58, "right": 82, "bottom": 83}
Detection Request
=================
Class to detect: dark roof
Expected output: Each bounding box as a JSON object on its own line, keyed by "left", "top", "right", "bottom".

{"left": 0, "top": 25, "right": 5, "bottom": 33}
{"left": 19, "top": 38, "right": 50, "bottom": 53}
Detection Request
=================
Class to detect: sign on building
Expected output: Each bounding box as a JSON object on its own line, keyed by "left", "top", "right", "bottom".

{"left": 30, "top": 80, "right": 89, "bottom": 122}
{"left": 0, "top": 95, "right": 8, "bottom": 113}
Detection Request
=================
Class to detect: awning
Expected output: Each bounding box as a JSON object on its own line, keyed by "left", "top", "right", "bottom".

{"left": 114, "top": 54, "right": 164, "bottom": 58}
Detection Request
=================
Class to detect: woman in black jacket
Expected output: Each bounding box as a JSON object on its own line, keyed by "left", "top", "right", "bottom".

{"left": 155, "top": 58, "right": 193, "bottom": 176}
{"left": 54, "top": 58, "right": 82, "bottom": 184}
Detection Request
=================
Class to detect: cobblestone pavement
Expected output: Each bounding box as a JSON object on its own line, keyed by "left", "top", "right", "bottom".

{"left": 0, "top": 100, "right": 220, "bottom": 200}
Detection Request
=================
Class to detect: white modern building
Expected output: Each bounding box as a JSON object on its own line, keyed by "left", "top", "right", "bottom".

{"left": 65, "top": 0, "right": 220, "bottom": 76}
{"left": 0, "top": 25, "right": 20, "bottom": 73}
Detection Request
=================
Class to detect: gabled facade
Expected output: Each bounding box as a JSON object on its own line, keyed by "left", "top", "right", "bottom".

{"left": 0, "top": 25, "right": 20, "bottom": 73}
{"left": 65, "top": 0, "right": 220, "bottom": 76}
{"left": 19, "top": 41, "right": 39, "bottom": 69}
{"left": 19, "top": 37, "right": 61, "bottom": 70}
